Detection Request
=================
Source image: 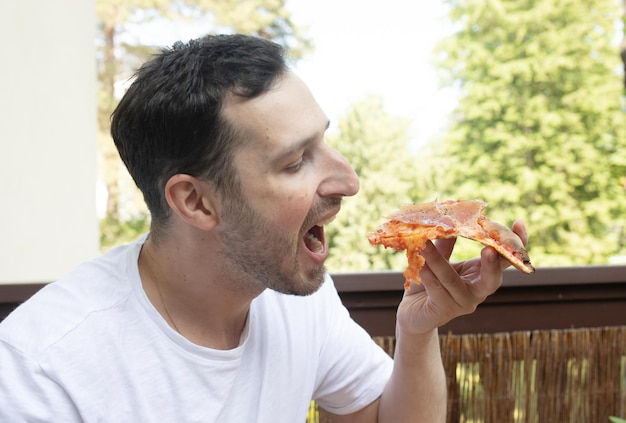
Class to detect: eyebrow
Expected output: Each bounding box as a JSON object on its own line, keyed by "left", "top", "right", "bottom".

{"left": 270, "top": 120, "right": 330, "bottom": 164}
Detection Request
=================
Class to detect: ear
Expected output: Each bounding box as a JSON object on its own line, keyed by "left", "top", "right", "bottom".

{"left": 164, "top": 174, "right": 219, "bottom": 231}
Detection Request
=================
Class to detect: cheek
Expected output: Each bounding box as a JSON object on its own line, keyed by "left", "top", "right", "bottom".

{"left": 242, "top": 172, "right": 316, "bottom": 229}
{"left": 276, "top": 192, "right": 314, "bottom": 228}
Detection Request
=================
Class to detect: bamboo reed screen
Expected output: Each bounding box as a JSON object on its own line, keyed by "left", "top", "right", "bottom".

{"left": 309, "top": 326, "right": 626, "bottom": 422}
{"left": 381, "top": 326, "right": 626, "bottom": 422}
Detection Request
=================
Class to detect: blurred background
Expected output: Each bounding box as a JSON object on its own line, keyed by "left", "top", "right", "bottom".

{"left": 1, "top": 0, "right": 625, "bottom": 283}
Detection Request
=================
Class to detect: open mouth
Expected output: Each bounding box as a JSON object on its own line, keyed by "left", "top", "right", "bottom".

{"left": 303, "top": 211, "right": 338, "bottom": 254}
{"left": 304, "top": 225, "right": 325, "bottom": 254}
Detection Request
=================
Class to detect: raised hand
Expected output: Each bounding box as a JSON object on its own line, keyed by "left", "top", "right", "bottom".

{"left": 396, "top": 220, "right": 529, "bottom": 335}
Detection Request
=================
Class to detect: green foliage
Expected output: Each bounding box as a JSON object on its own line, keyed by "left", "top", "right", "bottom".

{"left": 325, "top": 95, "right": 432, "bottom": 272}
{"left": 100, "top": 213, "right": 151, "bottom": 252}
{"left": 433, "top": 0, "right": 626, "bottom": 265}
{"left": 96, "top": 0, "right": 626, "bottom": 270}
{"left": 610, "top": 417, "right": 626, "bottom": 423}
{"left": 180, "top": 0, "right": 314, "bottom": 60}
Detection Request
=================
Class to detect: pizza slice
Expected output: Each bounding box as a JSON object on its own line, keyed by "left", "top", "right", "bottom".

{"left": 367, "top": 199, "right": 535, "bottom": 289}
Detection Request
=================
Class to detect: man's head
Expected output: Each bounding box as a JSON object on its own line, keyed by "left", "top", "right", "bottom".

{"left": 111, "top": 34, "right": 288, "bottom": 238}
{"left": 113, "top": 34, "right": 359, "bottom": 295}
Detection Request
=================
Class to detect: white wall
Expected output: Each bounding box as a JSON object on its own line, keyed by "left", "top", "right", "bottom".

{"left": 0, "top": 0, "right": 99, "bottom": 283}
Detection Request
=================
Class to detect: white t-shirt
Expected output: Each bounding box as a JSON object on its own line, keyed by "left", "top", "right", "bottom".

{"left": 0, "top": 236, "right": 393, "bottom": 422}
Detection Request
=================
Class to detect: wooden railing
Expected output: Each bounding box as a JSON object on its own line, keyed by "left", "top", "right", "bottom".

{"left": 333, "top": 265, "right": 626, "bottom": 336}
{"left": 0, "top": 283, "right": 43, "bottom": 322}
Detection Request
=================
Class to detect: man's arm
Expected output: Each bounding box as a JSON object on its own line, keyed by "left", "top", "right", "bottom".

{"left": 377, "top": 245, "right": 503, "bottom": 422}
{"left": 323, "top": 221, "right": 529, "bottom": 422}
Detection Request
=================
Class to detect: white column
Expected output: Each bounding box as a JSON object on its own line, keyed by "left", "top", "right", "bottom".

{"left": 0, "top": 0, "right": 99, "bottom": 283}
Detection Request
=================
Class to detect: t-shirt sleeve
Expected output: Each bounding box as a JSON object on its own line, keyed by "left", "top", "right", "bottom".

{"left": 312, "top": 275, "right": 394, "bottom": 415}
{"left": 0, "top": 341, "right": 82, "bottom": 422}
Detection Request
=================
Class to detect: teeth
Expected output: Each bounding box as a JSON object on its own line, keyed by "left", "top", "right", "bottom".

{"left": 306, "top": 233, "right": 324, "bottom": 253}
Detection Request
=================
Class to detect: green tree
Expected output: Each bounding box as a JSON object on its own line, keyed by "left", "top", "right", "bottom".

{"left": 325, "top": 95, "right": 431, "bottom": 272}
{"left": 434, "top": 0, "right": 626, "bottom": 265}
{"left": 96, "top": 0, "right": 313, "bottom": 250}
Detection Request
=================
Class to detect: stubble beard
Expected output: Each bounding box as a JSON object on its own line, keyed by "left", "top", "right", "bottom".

{"left": 218, "top": 193, "right": 327, "bottom": 297}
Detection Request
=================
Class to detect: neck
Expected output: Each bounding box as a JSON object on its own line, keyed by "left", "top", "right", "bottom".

{"left": 138, "top": 236, "right": 254, "bottom": 350}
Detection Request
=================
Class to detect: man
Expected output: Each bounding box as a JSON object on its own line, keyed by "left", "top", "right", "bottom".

{"left": 0, "top": 34, "right": 528, "bottom": 421}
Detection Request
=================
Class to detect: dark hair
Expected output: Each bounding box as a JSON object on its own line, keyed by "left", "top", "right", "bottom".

{"left": 111, "top": 34, "right": 287, "bottom": 237}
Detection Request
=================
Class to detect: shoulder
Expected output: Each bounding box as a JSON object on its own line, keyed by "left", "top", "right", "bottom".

{"left": 0, "top": 239, "right": 142, "bottom": 359}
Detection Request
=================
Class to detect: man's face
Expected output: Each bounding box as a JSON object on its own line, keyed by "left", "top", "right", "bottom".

{"left": 218, "top": 71, "right": 359, "bottom": 296}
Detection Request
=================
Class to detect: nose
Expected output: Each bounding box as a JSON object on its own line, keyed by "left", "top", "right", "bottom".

{"left": 318, "top": 144, "right": 360, "bottom": 198}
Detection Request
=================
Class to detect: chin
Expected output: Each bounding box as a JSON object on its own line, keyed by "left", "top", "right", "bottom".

{"left": 274, "top": 265, "right": 327, "bottom": 297}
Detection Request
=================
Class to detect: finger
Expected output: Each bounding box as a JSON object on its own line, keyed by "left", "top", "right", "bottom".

{"left": 413, "top": 259, "right": 462, "bottom": 309}
{"left": 420, "top": 241, "right": 466, "bottom": 293}
{"left": 478, "top": 246, "right": 505, "bottom": 296}
{"left": 511, "top": 220, "right": 528, "bottom": 246}
{"left": 434, "top": 237, "right": 457, "bottom": 260}
{"left": 419, "top": 245, "right": 484, "bottom": 315}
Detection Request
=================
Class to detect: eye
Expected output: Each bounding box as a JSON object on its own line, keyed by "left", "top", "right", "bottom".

{"left": 286, "top": 158, "right": 305, "bottom": 173}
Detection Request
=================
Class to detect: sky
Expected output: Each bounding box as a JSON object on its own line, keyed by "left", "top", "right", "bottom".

{"left": 288, "top": 0, "right": 458, "bottom": 146}
{"left": 126, "top": 1, "right": 458, "bottom": 147}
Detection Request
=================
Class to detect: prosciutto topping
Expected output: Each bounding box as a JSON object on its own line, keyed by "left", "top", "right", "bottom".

{"left": 367, "top": 199, "right": 535, "bottom": 288}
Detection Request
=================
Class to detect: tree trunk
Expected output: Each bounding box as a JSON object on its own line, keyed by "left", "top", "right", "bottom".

{"left": 99, "top": 19, "right": 121, "bottom": 221}
{"left": 622, "top": 0, "right": 626, "bottom": 90}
